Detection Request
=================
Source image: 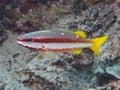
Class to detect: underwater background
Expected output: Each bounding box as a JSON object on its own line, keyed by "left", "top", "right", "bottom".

{"left": 0, "top": 0, "right": 120, "bottom": 90}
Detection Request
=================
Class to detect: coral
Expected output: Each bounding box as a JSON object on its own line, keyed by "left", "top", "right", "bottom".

{"left": 109, "top": 80, "right": 120, "bottom": 90}
{"left": 0, "top": 23, "right": 7, "bottom": 44}
{"left": 0, "top": 3, "right": 7, "bottom": 20}
{"left": 73, "top": 0, "right": 115, "bottom": 14}
{"left": 6, "top": 9, "right": 21, "bottom": 23}
{"left": 0, "top": 54, "right": 30, "bottom": 90}
{"left": 58, "top": 3, "right": 116, "bottom": 36}
{"left": 20, "top": 0, "right": 39, "bottom": 14}
{"left": 22, "top": 71, "right": 60, "bottom": 90}
{"left": 0, "top": 0, "right": 120, "bottom": 90}
{"left": 19, "top": 56, "right": 94, "bottom": 90}
{"left": 106, "top": 65, "right": 120, "bottom": 79}
{"left": 0, "top": 0, "right": 77, "bottom": 34}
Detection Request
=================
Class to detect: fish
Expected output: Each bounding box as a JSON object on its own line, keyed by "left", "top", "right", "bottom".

{"left": 17, "top": 29, "right": 109, "bottom": 56}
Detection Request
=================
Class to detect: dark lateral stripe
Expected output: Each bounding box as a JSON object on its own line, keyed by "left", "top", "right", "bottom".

{"left": 32, "top": 38, "right": 92, "bottom": 43}
{"left": 48, "top": 48, "right": 72, "bottom": 52}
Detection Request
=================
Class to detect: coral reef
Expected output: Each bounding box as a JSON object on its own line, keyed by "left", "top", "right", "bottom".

{"left": 106, "top": 65, "right": 120, "bottom": 79}
{"left": 0, "top": 0, "right": 120, "bottom": 90}
{"left": 0, "top": 23, "right": 7, "bottom": 44}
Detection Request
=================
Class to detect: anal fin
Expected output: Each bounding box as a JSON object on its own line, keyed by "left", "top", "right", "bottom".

{"left": 72, "top": 48, "right": 82, "bottom": 54}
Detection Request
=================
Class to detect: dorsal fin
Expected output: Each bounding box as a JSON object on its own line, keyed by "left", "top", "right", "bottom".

{"left": 73, "top": 30, "right": 86, "bottom": 38}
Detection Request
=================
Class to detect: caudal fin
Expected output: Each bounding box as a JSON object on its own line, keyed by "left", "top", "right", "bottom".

{"left": 89, "top": 36, "right": 109, "bottom": 56}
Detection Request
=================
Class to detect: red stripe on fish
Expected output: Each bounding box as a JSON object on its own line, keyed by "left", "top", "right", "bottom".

{"left": 46, "top": 48, "right": 72, "bottom": 52}
{"left": 32, "top": 37, "right": 92, "bottom": 43}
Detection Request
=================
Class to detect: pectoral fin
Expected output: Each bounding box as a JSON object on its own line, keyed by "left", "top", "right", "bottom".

{"left": 44, "top": 52, "right": 52, "bottom": 57}
{"left": 38, "top": 48, "right": 52, "bottom": 58}
{"left": 72, "top": 48, "right": 82, "bottom": 54}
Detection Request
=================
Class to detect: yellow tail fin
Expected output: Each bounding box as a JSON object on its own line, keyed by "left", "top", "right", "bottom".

{"left": 89, "top": 36, "right": 109, "bottom": 56}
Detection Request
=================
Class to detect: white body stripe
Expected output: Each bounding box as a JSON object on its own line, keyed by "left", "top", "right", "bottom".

{"left": 17, "top": 41, "right": 93, "bottom": 49}
{"left": 44, "top": 43, "right": 93, "bottom": 49}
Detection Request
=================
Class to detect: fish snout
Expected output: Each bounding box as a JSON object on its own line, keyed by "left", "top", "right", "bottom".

{"left": 16, "top": 37, "right": 27, "bottom": 46}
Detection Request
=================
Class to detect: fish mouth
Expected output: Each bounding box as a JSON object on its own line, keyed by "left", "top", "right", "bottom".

{"left": 16, "top": 40, "right": 25, "bottom": 46}
{"left": 16, "top": 37, "right": 26, "bottom": 45}
{"left": 16, "top": 38, "right": 38, "bottom": 50}
{"left": 17, "top": 40, "right": 22, "bottom": 45}
{"left": 17, "top": 40, "right": 29, "bottom": 49}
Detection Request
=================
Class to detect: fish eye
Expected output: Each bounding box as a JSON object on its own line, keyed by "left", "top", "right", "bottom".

{"left": 42, "top": 45, "right": 45, "bottom": 48}
{"left": 27, "top": 38, "right": 32, "bottom": 42}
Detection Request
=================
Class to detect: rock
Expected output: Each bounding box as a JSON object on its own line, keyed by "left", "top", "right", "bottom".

{"left": 94, "top": 66, "right": 105, "bottom": 75}
{"left": 0, "top": 22, "right": 7, "bottom": 44}
{"left": 0, "top": 3, "right": 7, "bottom": 20}
{"left": 20, "top": 55, "right": 95, "bottom": 90}
{"left": 106, "top": 65, "right": 120, "bottom": 79}
{"left": 100, "top": 22, "right": 120, "bottom": 61}
{"left": 0, "top": 1, "right": 119, "bottom": 90}
{"left": 108, "top": 80, "right": 120, "bottom": 90}
{"left": 0, "top": 54, "right": 30, "bottom": 90}
{"left": 58, "top": 3, "right": 116, "bottom": 35}
{"left": 0, "top": 54, "right": 11, "bottom": 71}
